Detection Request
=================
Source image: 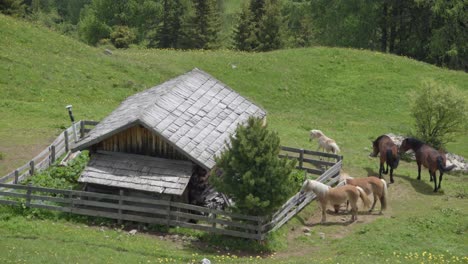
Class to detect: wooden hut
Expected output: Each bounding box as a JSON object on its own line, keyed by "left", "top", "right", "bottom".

{"left": 72, "top": 68, "right": 266, "bottom": 204}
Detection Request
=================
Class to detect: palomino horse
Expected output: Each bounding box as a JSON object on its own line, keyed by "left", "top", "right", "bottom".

{"left": 370, "top": 135, "right": 400, "bottom": 183}
{"left": 309, "top": 130, "right": 340, "bottom": 154}
{"left": 300, "top": 179, "right": 371, "bottom": 223}
{"left": 340, "top": 173, "right": 388, "bottom": 213}
{"left": 399, "top": 138, "right": 455, "bottom": 192}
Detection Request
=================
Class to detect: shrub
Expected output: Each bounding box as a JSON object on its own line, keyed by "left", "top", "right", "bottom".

{"left": 110, "top": 26, "right": 136, "bottom": 49}
{"left": 78, "top": 8, "right": 111, "bottom": 45}
{"left": 410, "top": 80, "right": 467, "bottom": 149}
{"left": 27, "top": 151, "right": 89, "bottom": 190}
{"left": 210, "top": 117, "right": 297, "bottom": 216}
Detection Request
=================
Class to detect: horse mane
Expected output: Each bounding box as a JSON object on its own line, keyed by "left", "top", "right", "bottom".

{"left": 339, "top": 172, "right": 353, "bottom": 181}
{"left": 310, "top": 129, "right": 324, "bottom": 138}
{"left": 308, "top": 180, "right": 330, "bottom": 198}
{"left": 406, "top": 137, "right": 425, "bottom": 149}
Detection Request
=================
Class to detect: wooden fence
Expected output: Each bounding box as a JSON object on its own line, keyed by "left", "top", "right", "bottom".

{"left": 0, "top": 120, "right": 343, "bottom": 240}
{"left": 0, "top": 120, "right": 98, "bottom": 184}
{"left": 0, "top": 161, "right": 341, "bottom": 240}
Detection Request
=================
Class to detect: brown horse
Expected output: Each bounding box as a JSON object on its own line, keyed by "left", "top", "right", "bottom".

{"left": 370, "top": 135, "right": 400, "bottom": 183}
{"left": 340, "top": 173, "right": 388, "bottom": 213}
{"left": 300, "top": 180, "right": 371, "bottom": 223}
{"left": 399, "top": 138, "right": 455, "bottom": 192}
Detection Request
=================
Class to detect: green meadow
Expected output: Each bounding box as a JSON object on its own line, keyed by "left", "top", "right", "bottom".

{"left": 0, "top": 14, "right": 467, "bottom": 263}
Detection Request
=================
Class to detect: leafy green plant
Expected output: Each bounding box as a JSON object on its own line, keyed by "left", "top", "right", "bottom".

{"left": 410, "top": 80, "right": 467, "bottom": 149}
{"left": 26, "top": 151, "right": 89, "bottom": 190}
{"left": 210, "top": 117, "right": 297, "bottom": 216}
{"left": 110, "top": 25, "right": 136, "bottom": 49}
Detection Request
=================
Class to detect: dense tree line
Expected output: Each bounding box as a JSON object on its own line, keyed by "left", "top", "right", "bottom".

{"left": 1, "top": 0, "right": 466, "bottom": 70}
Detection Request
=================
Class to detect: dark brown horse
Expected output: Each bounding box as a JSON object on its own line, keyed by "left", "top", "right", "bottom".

{"left": 399, "top": 138, "right": 455, "bottom": 192}
{"left": 370, "top": 135, "right": 400, "bottom": 183}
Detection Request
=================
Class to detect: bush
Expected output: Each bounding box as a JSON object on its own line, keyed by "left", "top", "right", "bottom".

{"left": 27, "top": 151, "right": 89, "bottom": 190}
{"left": 78, "top": 8, "right": 111, "bottom": 45}
{"left": 410, "top": 80, "right": 467, "bottom": 149}
{"left": 110, "top": 26, "right": 136, "bottom": 49}
{"left": 210, "top": 117, "right": 297, "bottom": 216}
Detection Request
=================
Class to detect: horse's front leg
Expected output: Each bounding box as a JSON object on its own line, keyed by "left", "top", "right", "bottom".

{"left": 320, "top": 201, "right": 327, "bottom": 223}
{"left": 432, "top": 171, "right": 438, "bottom": 192}
{"left": 417, "top": 162, "right": 422, "bottom": 180}
{"left": 429, "top": 169, "right": 433, "bottom": 182}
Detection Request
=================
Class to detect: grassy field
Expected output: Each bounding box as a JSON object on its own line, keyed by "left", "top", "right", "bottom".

{"left": 0, "top": 14, "right": 467, "bottom": 263}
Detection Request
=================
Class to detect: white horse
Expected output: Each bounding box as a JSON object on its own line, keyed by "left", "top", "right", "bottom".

{"left": 300, "top": 179, "right": 370, "bottom": 223}
{"left": 309, "top": 130, "right": 340, "bottom": 154}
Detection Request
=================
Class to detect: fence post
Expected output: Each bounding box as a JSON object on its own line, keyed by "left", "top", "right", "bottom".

{"left": 211, "top": 214, "right": 216, "bottom": 229}
{"left": 166, "top": 199, "right": 172, "bottom": 227}
{"left": 64, "top": 130, "right": 69, "bottom": 152}
{"left": 299, "top": 149, "right": 304, "bottom": 169}
{"left": 29, "top": 160, "right": 35, "bottom": 177}
{"left": 257, "top": 217, "right": 264, "bottom": 241}
{"left": 118, "top": 189, "right": 123, "bottom": 225}
{"left": 80, "top": 120, "right": 85, "bottom": 139}
{"left": 50, "top": 145, "right": 56, "bottom": 165}
{"left": 14, "top": 170, "right": 19, "bottom": 184}
{"left": 25, "top": 183, "right": 32, "bottom": 208}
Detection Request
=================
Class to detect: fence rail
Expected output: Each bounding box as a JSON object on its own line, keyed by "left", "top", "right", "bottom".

{"left": 0, "top": 120, "right": 343, "bottom": 240}
{"left": 0, "top": 121, "right": 97, "bottom": 184}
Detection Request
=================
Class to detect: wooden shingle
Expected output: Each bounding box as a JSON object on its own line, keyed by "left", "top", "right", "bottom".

{"left": 73, "top": 68, "right": 267, "bottom": 170}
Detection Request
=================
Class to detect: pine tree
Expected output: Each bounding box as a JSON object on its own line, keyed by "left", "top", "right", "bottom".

{"left": 233, "top": 5, "right": 257, "bottom": 51}
{"left": 180, "top": 0, "right": 220, "bottom": 49}
{"left": 154, "top": 0, "right": 184, "bottom": 48}
{"left": 256, "top": 0, "right": 282, "bottom": 51}
{"left": 210, "top": 117, "right": 297, "bottom": 216}
{"left": 233, "top": 0, "right": 282, "bottom": 52}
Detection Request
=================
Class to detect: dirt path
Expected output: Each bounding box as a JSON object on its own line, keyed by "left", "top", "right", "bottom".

{"left": 275, "top": 187, "right": 397, "bottom": 259}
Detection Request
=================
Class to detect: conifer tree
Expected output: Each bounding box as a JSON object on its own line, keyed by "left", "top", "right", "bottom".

{"left": 154, "top": 0, "right": 184, "bottom": 48}
{"left": 210, "top": 117, "right": 297, "bottom": 216}
{"left": 180, "top": 0, "right": 220, "bottom": 49}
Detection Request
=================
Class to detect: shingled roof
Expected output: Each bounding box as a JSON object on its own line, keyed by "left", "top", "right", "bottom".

{"left": 79, "top": 151, "right": 192, "bottom": 195}
{"left": 73, "top": 68, "right": 266, "bottom": 170}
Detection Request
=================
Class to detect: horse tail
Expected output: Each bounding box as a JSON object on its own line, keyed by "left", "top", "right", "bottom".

{"left": 330, "top": 142, "right": 340, "bottom": 153}
{"left": 356, "top": 186, "right": 371, "bottom": 210}
{"left": 437, "top": 156, "right": 455, "bottom": 172}
{"left": 380, "top": 179, "right": 388, "bottom": 211}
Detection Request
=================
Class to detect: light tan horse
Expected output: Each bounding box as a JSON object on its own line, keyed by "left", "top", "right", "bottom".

{"left": 340, "top": 173, "right": 388, "bottom": 213}
{"left": 300, "top": 179, "right": 371, "bottom": 223}
{"left": 309, "top": 129, "right": 340, "bottom": 154}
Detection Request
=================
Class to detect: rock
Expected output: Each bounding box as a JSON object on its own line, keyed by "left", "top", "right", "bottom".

{"left": 104, "top": 49, "right": 113, "bottom": 55}
{"left": 304, "top": 233, "right": 311, "bottom": 237}
{"left": 201, "top": 258, "right": 211, "bottom": 264}
{"left": 318, "top": 232, "right": 325, "bottom": 239}
{"left": 302, "top": 227, "right": 311, "bottom": 233}
{"left": 128, "top": 229, "right": 137, "bottom": 235}
{"left": 386, "top": 133, "right": 468, "bottom": 173}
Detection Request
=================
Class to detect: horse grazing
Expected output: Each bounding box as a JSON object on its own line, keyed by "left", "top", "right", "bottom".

{"left": 399, "top": 138, "right": 455, "bottom": 192}
{"left": 340, "top": 173, "right": 388, "bottom": 213}
{"left": 370, "top": 135, "right": 400, "bottom": 183}
{"left": 300, "top": 179, "right": 371, "bottom": 223}
{"left": 309, "top": 130, "right": 340, "bottom": 154}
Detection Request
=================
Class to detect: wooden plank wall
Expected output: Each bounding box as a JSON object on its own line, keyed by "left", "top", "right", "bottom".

{"left": 0, "top": 183, "right": 264, "bottom": 240}
{"left": 96, "top": 125, "right": 187, "bottom": 161}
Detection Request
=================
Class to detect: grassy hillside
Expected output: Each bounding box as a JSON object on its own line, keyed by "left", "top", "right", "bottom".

{"left": 0, "top": 14, "right": 467, "bottom": 263}
{"left": 1, "top": 14, "right": 467, "bottom": 176}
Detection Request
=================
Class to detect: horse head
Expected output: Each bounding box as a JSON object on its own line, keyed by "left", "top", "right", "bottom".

{"left": 309, "top": 130, "right": 323, "bottom": 140}
{"left": 398, "top": 138, "right": 411, "bottom": 153}
{"left": 369, "top": 138, "right": 380, "bottom": 157}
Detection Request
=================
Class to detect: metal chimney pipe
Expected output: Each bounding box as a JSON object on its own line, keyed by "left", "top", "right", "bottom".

{"left": 66, "top": 105, "right": 78, "bottom": 142}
